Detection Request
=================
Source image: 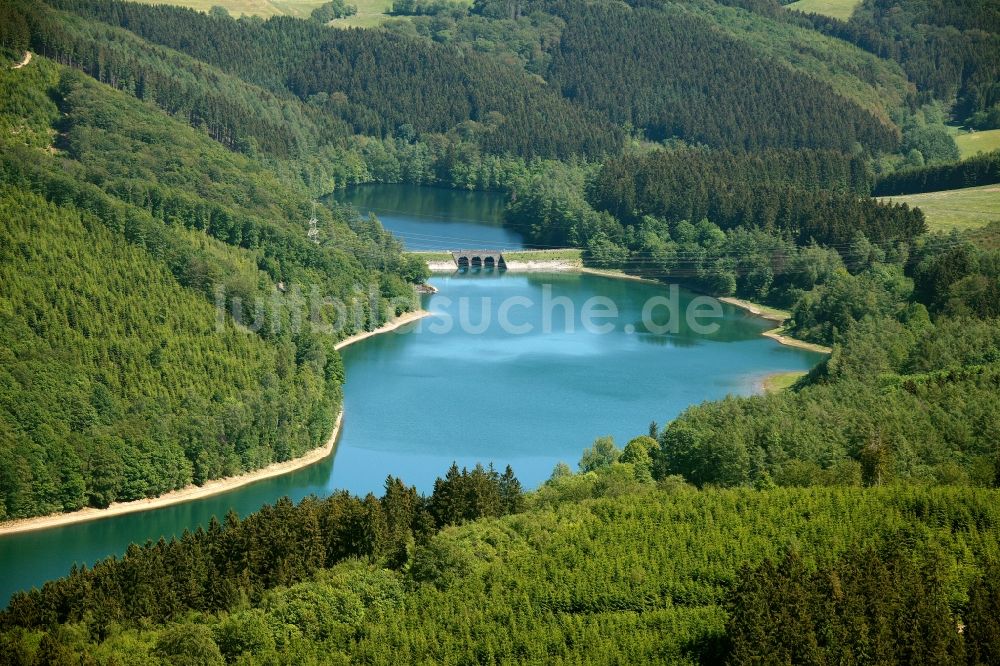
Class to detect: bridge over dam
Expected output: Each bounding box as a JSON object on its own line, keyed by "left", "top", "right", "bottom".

{"left": 451, "top": 250, "right": 507, "bottom": 269}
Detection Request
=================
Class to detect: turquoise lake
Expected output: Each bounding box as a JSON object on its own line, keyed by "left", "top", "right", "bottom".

{"left": 0, "top": 188, "right": 824, "bottom": 605}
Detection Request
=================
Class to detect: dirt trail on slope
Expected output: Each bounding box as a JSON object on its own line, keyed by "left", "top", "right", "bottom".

{"left": 12, "top": 51, "right": 31, "bottom": 69}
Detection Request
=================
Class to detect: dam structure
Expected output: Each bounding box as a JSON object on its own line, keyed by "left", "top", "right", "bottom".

{"left": 451, "top": 250, "right": 507, "bottom": 269}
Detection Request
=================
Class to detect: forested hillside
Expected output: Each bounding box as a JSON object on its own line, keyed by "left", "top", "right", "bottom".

{"left": 681, "top": 0, "right": 909, "bottom": 122}
{"left": 3, "top": 469, "right": 999, "bottom": 663}
{"left": 30, "top": 0, "right": 621, "bottom": 158}
{"left": 658, "top": 315, "right": 1000, "bottom": 487}
{"left": 545, "top": 0, "right": 899, "bottom": 152}
{"left": 30, "top": 0, "right": 914, "bottom": 155}
{"left": 389, "top": 0, "right": 908, "bottom": 152}
{"left": 0, "top": 0, "right": 998, "bottom": 660}
{"left": 0, "top": 52, "right": 422, "bottom": 520}
{"left": 0, "top": 188, "right": 335, "bottom": 518}
{"left": 589, "top": 148, "right": 918, "bottom": 244}
{"left": 502, "top": 149, "right": 925, "bottom": 313}
{"left": 796, "top": 0, "right": 1000, "bottom": 129}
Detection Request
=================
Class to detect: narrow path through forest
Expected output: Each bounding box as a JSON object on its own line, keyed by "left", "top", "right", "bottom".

{"left": 12, "top": 52, "right": 31, "bottom": 70}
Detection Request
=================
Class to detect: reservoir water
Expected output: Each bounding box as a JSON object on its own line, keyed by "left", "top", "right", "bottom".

{"left": 333, "top": 183, "right": 523, "bottom": 250}
{"left": 0, "top": 187, "right": 825, "bottom": 605}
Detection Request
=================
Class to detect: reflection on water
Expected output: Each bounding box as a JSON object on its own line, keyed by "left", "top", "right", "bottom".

{"left": 332, "top": 184, "right": 524, "bottom": 250}
{"left": 0, "top": 272, "right": 824, "bottom": 606}
{"left": 633, "top": 331, "right": 702, "bottom": 348}
{"left": 333, "top": 272, "right": 818, "bottom": 485}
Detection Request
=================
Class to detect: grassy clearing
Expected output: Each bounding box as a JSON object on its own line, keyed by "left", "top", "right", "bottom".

{"left": 952, "top": 128, "right": 1000, "bottom": 159}
{"left": 139, "top": 0, "right": 389, "bottom": 22}
{"left": 763, "top": 370, "right": 807, "bottom": 393}
{"left": 786, "top": 0, "right": 861, "bottom": 21}
{"left": 329, "top": 0, "right": 471, "bottom": 28}
{"left": 139, "top": 0, "right": 326, "bottom": 18}
{"left": 327, "top": 0, "right": 395, "bottom": 27}
{"left": 407, "top": 251, "right": 453, "bottom": 262}
{"left": 141, "top": 0, "right": 412, "bottom": 28}
{"left": 887, "top": 184, "right": 1000, "bottom": 233}
{"left": 505, "top": 248, "right": 583, "bottom": 262}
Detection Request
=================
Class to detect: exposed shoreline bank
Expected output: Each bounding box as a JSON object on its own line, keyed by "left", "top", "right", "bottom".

{"left": 0, "top": 413, "right": 344, "bottom": 537}
{"left": 718, "top": 296, "right": 788, "bottom": 323}
{"left": 760, "top": 328, "right": 832, "bottom": 354}
{"left": 333, "top": 309, "right": 431, "bottom": 351}
{"left": 579, "top": 267, "right": 662, "bottom": 284}
{"left": 719, "top": 297, "right": 831, "bottom": 354}
{"left": 0, "top": 310, "right": 431, "bottom": 537}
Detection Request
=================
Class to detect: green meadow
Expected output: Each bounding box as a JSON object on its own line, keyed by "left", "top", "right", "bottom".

{"left": 890, "top": 184, "right": 1000, "bottom": 232}
{"left": 953, "top": 128, "right": 1000, "bottom": 159}
{"left": 786, "top": 0, "right": 861, "bottom": 21}
{"left": 140, "top": 0, "right": 325, "bottom": 17}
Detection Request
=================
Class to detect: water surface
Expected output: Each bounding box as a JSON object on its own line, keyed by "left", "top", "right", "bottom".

{"left": 0, "top": 271, "right": 822, "bottom": 604}
{"left": 333, "top": 183, "right": 523, "bottom": 250}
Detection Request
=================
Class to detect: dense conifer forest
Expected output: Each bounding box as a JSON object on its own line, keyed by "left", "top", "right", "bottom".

{"left": 0, "top": 52, "right": 422, "bottom": 519}
{"left": 3, "top": 467, "right": 1000, "bottom": 663}
{"left": 0, "top": 187, "right": 341, "bottom": 518}
{"left": 30, "top": 0, "right": 622, "bottom": 158}
{"left": 874, "top": 150, "right": 1000, "bottom": 196}
{"left": 794, "top": 0, "right": 1000, "bottom": 129}
{"left": 545, "top": 0, "right": 899, "bottom": 153}
{"left": 20, "top": 0, "right": 916, "bottom": 156}
{"left": 1, "top": 0, "right": 999, "bottom": 661}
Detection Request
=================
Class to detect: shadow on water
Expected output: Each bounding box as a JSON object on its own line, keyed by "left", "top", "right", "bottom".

{"left": 0, "top": 209, "right": 824, "bottom": 607}
{"left": 330, "top": 184, "right": 524, "bottom": 251}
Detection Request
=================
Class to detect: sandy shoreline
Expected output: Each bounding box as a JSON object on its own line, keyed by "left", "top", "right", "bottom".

{"left": 333, "top": 309, "right": 431, "bottom": 350}
{"left": 718, "top": 296, "right": 787, "bottom": 323}
{"left": 0, "top": 309, "right": 431, "bottom": 536}
{"left": 718, "top": 297, "right": 831, "bottom": 354}
{"left": 761, "top": 327, "right": 832, "bottom": 354}
{"left": 0, "top": 412, "right": 344, "bottom": 537}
